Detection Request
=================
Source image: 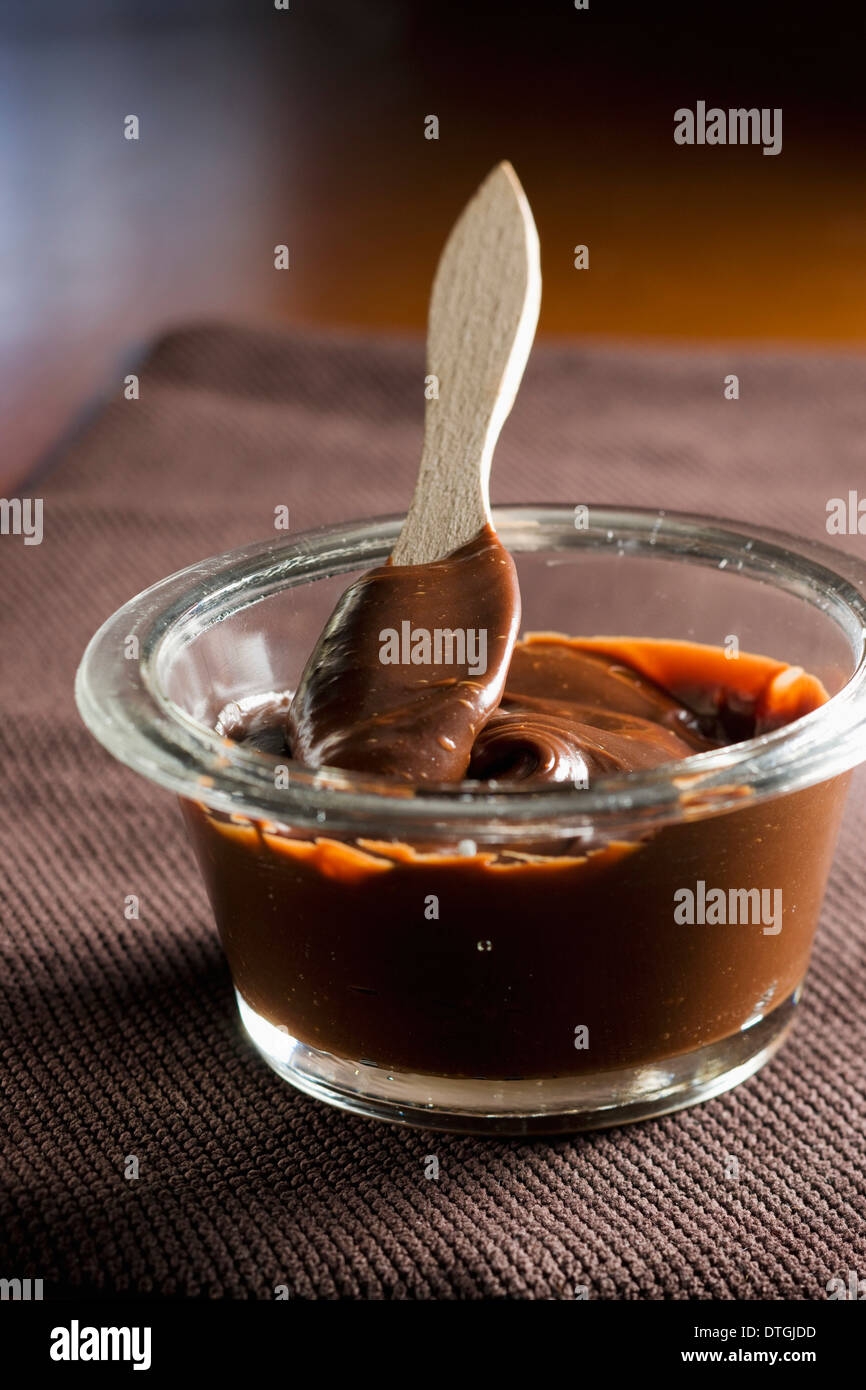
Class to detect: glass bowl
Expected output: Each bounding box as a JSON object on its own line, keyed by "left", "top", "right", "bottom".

{"left": 75, "top": 506, "right": 866, "bottom": 1133}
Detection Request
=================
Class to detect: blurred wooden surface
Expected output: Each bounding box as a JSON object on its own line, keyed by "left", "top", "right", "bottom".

{"left": 2, "top": 4, "right": 864, "bottom": 490}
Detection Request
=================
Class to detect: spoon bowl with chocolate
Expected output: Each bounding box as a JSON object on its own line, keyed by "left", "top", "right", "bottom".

{"left": 77, "top": 503, "right": 866, "bottom": 1133}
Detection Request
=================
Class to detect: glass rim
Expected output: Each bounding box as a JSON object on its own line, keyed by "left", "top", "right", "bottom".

{"left": 75, "top": 504, "right": 866, "bottom": 842}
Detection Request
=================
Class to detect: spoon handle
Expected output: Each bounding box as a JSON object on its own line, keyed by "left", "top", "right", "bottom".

{"left": 391, "top": 161, "right": 542, "bottom": 567}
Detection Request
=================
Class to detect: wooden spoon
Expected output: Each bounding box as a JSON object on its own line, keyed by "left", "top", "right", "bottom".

{"left": 391, "top": 160, "right": 542, "bottom": 566}
{"left": 289, "top": 162, "right": 541, "bottom": 781}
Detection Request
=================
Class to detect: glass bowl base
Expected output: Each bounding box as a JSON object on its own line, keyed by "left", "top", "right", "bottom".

{"left": 236, "top": 987, "right": 798, "bottom": 1135}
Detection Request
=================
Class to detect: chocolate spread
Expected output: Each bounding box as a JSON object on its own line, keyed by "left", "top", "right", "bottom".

{"left": 286, "top": 524, "right": 825, "bottom": 788}
{"left": 182, "top": 526, "right": 846, "bottom": 1080}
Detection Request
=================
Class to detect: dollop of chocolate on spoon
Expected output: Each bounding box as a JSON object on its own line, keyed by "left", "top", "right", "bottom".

{"left": 288, "top": 525, "right": 520, "bottom": 783}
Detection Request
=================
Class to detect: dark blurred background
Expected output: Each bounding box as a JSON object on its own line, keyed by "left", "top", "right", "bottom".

{"left": 2, "top": 0, "right": 864, "bottom": 485}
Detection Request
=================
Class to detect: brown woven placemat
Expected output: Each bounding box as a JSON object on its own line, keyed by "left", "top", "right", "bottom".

{"left": 1, "top": 323, "right": 865, "bottom": 1298}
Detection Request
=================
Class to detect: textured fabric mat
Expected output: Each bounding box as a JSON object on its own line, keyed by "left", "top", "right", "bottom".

{"left": 1, "top": 323, "right": 865, "bottom": 1299}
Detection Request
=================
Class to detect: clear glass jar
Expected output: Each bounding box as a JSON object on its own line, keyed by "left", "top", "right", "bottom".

{"left": 76, "top": 506, "right": 866, "bottom": 1133}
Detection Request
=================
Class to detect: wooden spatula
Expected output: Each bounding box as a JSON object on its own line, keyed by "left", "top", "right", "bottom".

{"left": 391, "top": 160, "right": 541, "bottom": 566}
{"left": 289, "top": 162, "right": 541, "bottom": 781}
